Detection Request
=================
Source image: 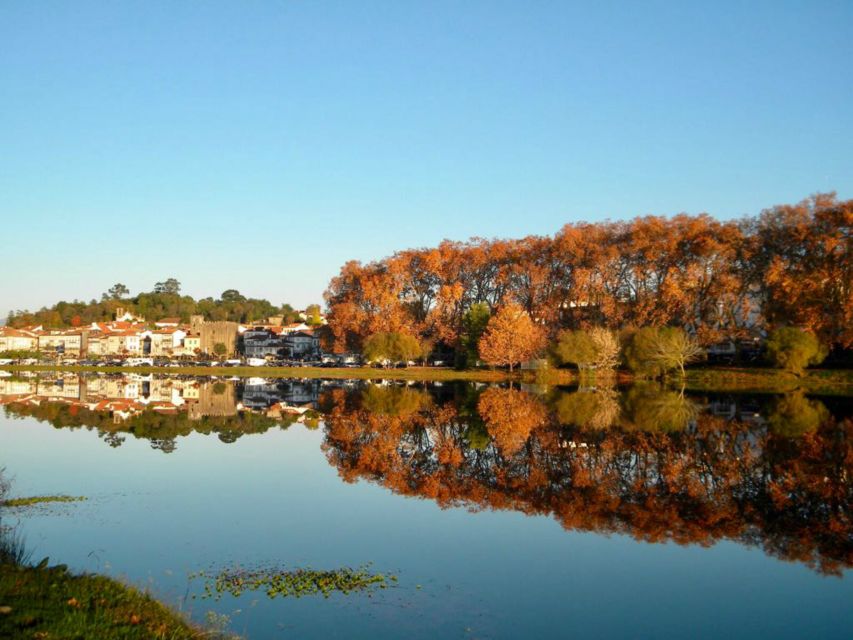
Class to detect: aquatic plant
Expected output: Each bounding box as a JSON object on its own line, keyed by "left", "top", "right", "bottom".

{"left": 1, "top": 495, "right": 86, "bottom": 508}
{"left": 191, "top": 564, "right": 397, "bottom": 601}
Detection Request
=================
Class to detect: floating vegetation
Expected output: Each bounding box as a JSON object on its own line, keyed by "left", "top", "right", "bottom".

{"left": 190, "top": 564, "right": 397, "bottom": 601}
{"left": 1, "top": 495, "right": 87, "bottom": 508}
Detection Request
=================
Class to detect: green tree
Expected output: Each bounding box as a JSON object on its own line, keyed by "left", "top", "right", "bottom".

{"left": 363, "top": 332, "right": 394, "bottom": 365}
{"left": 552, "top": 329, "right": 598, "bottom": 370}
{"left": 766, "top": 327, "right": 828, "bottom": 375}
{"left": 623, "top": 327, "right": 702, "bottom": 377}
{"left": 153, "top": 278, "right": 181, "bottom": 295}
{"left": 102, "top": 283, "right": 130, "bottom": 300}
{"left": 647, "top": 327, "right": 703, "bottom": 377}
{"left": 394, "top": 333, "right": 424, "bottom": 364}
{"left": 305, "top": 304, "right": 323, "bottom": 327}
{"left": 362, "top": 332, "right": 423, "bottom": 366}
{"left": 220, "top": 289, "right": 245, "bottom": 303}
{"left": 622, "top": 327, "right": 664, "bottom": 377}
{"left": 212, "top": 342, "right": 228, "bottom": 357}
{"left": 459, "top": 303, "right": 491, "bottom": 368}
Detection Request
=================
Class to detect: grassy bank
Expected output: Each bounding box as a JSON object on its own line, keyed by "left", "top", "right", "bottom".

{"left": 5, "top": 363, "right": 853, "bottom": 394}
{"left": 0, "top": 561, "right": 221, "bottom": 640}
{"left": 4, "top": 363, "right": 512, "bottom": 382}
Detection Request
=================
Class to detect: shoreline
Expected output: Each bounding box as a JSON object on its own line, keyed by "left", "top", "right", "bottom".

{"left": 2, "top": 364, "right": 852, "bottom": 395}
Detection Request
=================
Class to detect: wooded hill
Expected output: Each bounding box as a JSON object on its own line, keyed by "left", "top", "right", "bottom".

{"left": 6, "top": 279, "right": 321, "bottom": 328}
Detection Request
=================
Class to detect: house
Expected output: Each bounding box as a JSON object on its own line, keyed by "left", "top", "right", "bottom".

{"left": 86, "top": 331, "right": 106, "bottom": 356}
{"left": 155, "top": 317, "right": 181, "bottom": 328}
{"left": 104, "top": 330, "right": 142, "bottom": 356}
{"left": 283, "top": 331, "right": 320, "bottom": 358}
{"left": 37, "top": 330, "right": 87, "bottom": 357}
{"left": 141, "top": 328, "right": 187, "bottom": 357}
{"left": 243, "top": 326, "right": 286, "bottom": 359}
{"left": 0, "top": 327, "right": 39, "bottom": 353}
{"left": 280, "top": 322, "right": 312, "bottom": 334}
{"left": 182, "top": 334, "right": 201, "bottom": 357}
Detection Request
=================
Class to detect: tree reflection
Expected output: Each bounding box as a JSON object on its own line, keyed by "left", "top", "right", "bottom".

{"left": 4, "top": 377, "right": 851, "bottom": 575}
{"left": 767, "top": 393, "right": 829, "bottom": 438}
{"left": 322, "top": 386, "right": 853, "bottom": 576}
{"left": 621, "top": 384, "right": 699, "bottom": 432}
{"left": 478, "top": 387, "right": 547, "bottom": 456}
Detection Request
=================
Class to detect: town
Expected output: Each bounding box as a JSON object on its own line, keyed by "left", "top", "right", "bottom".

{"left": 0, "top": 307, "right": 340, "bottom": 366}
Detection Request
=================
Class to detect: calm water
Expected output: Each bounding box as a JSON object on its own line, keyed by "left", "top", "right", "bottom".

{"left": 1, "top": 372, "right": 851, "bottom": 639}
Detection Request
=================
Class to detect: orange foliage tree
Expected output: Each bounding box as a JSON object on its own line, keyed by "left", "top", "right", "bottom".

{"left": 323, "top": 194, "right": 851, "bottom": 354}
{"left": 477, "top": 303, "right": 545, "bottom": 371}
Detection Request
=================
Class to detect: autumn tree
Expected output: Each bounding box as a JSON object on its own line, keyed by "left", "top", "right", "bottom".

{"left": 589, "top": 327, "right": 620, "bottom": 370}
{"left": 478, "top": 303, "right": 544, "bottom": 372}
{"left": 315, "top": 194, "right": 852, "bottom": 356}
{"left": 757, "top": 195, "right": 853, "bottom": 347}
{"left": 766, "top": 327, "right": 827, "bottom": 375}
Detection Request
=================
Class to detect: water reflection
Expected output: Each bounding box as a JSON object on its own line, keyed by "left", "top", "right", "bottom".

{"left": 2, "top": 372, "right": 851, "bottom": 576}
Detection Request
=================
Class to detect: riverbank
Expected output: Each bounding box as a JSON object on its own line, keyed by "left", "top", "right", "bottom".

{"left": 2, "top": 363, "right": 511, "bottom": 382}
{"left": 0, "top": 561, "right": 222, "bottom": 640}
{"left": 3, "top": 364, "right": 853, "bottom": 395}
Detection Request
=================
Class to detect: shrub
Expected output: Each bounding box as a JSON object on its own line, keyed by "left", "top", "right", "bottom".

{"left": 552, "top": 330, "right": 598, "bottom": 370}
{"left": 766, "top": 327, "right": 827, "bottom": 375}
{"left": 362, "top": 332, "right": 424, "bottom": 366}
{"left": 621, "top": 327, "right": 663, "bottom": 377}
{"left": 622, "top": 327, "right": 702, "bottom": 377}
{"left": 553, "top": 327, "right": 620, "bottom": 371}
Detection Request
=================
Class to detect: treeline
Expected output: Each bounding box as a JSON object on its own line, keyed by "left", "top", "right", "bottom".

{"left": 324, "top": 194, "right": 852, "bottom": 357}
{"left": 6, "top": 278, "right": 322, "bottom": 328}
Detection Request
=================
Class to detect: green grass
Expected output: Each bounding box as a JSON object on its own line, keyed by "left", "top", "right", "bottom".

{"left": 0, "top": 561, "right": 224, "bottom": 640}
{"left": 2, "top": 496, "right": 86, "bottom": 508}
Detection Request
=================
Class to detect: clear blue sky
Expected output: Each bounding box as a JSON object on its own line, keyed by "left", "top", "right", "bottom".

{"left": 1, "top": 1, "right": 851, "bottom": 318}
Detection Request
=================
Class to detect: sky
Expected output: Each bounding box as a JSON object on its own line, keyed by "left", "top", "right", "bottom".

{"left": 1, "top": 0, "right": 851, "bottom": 318}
